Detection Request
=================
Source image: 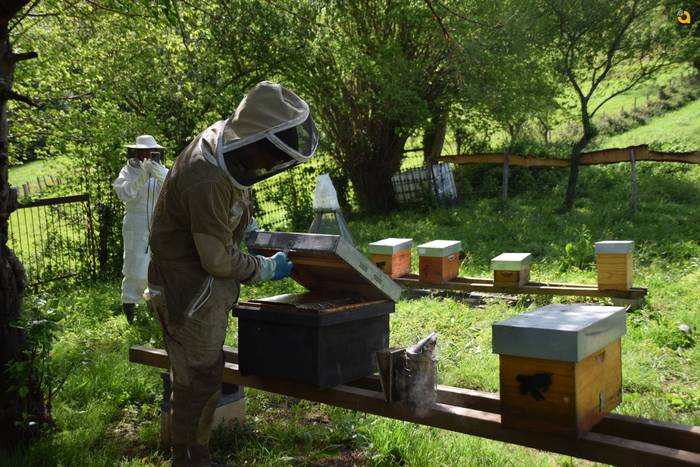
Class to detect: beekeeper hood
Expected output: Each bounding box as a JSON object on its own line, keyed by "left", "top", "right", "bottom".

{"left": 216, "top": 81, "right": 319, "bottom": 189}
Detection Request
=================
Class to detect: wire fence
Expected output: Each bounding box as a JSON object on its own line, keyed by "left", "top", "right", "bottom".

{"left": 251, "top": 152, "right": 433, "bottom": 230}
{"left": 6, "top": 151, "right": 547, "bottom": 285}
{"left": 8, "top": 194, "right": 96, "bottom": 287}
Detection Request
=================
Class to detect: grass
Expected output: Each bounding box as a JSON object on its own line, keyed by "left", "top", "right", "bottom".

{"left": 4, "top": 64, "right": 700, "bottom": 465}
{"left": 594, "top": 98, "right": 700, "bottom": 151}
{"left": 9, "top": 155, "right": 71, "bottom": 195}
{"left": 589, "top": 63, "right": 695, "bottom": 118}
{"left": 2, "top": 158, "right": 700, "bottom": 466}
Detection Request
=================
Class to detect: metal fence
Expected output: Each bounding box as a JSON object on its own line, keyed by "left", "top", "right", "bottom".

{"left": 6, "top": 153, "right": 452, "bottom": 285}
{"left": 8, "top": 194, "right": 96, "bottom": 286}
{"left": 251, "top": 152, "right": 449, "bottom": 229}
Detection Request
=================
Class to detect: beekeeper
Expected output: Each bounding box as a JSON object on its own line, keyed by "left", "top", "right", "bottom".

{"left": 147, "top": 81, "right": 318, "bottom": 466}
{"left": 113, "top": 135, "right": 169, "bottom": 323}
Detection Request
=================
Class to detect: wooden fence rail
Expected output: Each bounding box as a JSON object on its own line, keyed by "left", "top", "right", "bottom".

{"left": 437, "top": 144, "right": 700, "bottom": 167}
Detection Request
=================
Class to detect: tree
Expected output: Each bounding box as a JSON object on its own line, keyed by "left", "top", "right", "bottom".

{"left": 0, "top": 0, "right": 39, "bottom": 448}
{"left": 543, "top": 0, "right": 685, "bottom": 210}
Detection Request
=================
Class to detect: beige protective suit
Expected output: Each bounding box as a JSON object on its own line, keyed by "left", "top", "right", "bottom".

{"left": 147, "top": 81, "right": 317, "bottom": 466}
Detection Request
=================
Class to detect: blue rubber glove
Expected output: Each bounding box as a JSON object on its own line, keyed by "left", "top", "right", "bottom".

{"left": 271, "top": 251, "right": 293, "bottom": 280}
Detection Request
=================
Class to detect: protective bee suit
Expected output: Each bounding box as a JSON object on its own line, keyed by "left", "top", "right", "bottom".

{"left": 113, "top": 135, "right": 169, "bottom": 323}
{"left": 147, "top": 81, "right": 318, "bottom": 467}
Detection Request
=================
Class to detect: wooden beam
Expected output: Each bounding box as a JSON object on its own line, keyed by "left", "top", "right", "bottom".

{"left": 437, "top": 144, "right": 700, "bottom": 167}
{"left": 129, "top": 346, "right": 700, "bottom": 466}
{"left": 394, "top": 274, "right": 647, "bottom": 299}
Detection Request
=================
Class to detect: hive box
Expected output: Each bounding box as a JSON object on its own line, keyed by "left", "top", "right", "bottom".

{"left": 368, "top": 238, "right": 413, "bottom": 278}
{"left": 493, "top": 304, "right": 626, "bottom": 437}
{"left": 491, "top": 253, "right": 532, "bottom": 286}
{"left": 417, "top": 240, "right": 461, "bottom": 283}
{"left": 235, "top": 232, "right": 400, "bottom": 389}
{"left": 596, "top": 241, "right": 634, "bottom": 290}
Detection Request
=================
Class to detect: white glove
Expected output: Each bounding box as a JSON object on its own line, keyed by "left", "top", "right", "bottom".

{"left": 142, "top": 159, "right": 154, "bottom": 175}
{"left": 255, "top": 252, "right": 293, "bottom": 281}
{"left": 143, "top": 159, "right": 168, "bottom": 183}
{"left": 132, "top": 161, "right": 150, "bottom": 191}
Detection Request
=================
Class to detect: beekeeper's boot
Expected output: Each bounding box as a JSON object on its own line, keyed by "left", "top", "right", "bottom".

{"left": 123, "top": 303, "right": 135, "bottom": 324}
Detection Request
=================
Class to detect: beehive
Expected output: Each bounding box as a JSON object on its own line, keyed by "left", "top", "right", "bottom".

{"left": 491, "top": 252, "right": 532, "bottom": 286}
{"left": 596, "top": 241, "right": 634, "bottom": 290}
{"left": 235, "top": 232, "right": 400, "bottom": 389}
{"left": 493, "top": 304, "right": 626, "bottom": 437}
{"left": 417, "top": 240, "right": 461, "bottom": 283}
{"left": 368, "top": 238, "right": 413, "bottom": 278}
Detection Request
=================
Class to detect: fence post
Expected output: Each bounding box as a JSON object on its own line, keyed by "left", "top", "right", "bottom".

{"left": 630, "top": 148, "right": 637, "bottom": 213}
{"left": 502, "top": 148, "right": 509, "bottom": 201}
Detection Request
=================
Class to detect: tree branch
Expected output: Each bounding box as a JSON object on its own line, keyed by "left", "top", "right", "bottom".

{"left": 588, "top": 0, "right": 639, "bottom": 98}
{"left": 589, "top": 60, "right": 669, "bottom": 117}
{"left": 9, "top": 51, "right": 37, "bottom": 63}
{"left": 1, "top": 90, "right": 40, "bottom": 108}
{"left": 424, "top": 0, "right": 451, "bottom": 42}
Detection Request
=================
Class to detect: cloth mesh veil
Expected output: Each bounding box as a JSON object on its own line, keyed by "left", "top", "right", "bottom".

{"left": 215, "top": 81, "right": 319, "bottom": 189}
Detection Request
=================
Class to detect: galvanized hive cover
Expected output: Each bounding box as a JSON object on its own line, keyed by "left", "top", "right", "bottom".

{"left": 247, "top": 231, "right": 402, "bottom": 302}
{"left": 417, "top": 240, "right": 461, "bottom": 257}
{"left": 595, "top": 240, "right": 634, "bottom": 254}
{"left": 368, "top": 238, "right": 413, "bottom": 255}
{"left": 492, "top": 304, "right": 626, "bottom": 362}
{"left": 491, "top": 253, "right": 532, "bottom": 271}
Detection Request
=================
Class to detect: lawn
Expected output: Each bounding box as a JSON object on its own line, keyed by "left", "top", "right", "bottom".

{"left": 593, "top": 98, "right": 700, "bottom": 151}
{"left": 588, "top": 63, "right": 695, "bottom": 118}
{"left": 9, "top": 155, "right": 72, "bottom": 197}
{"left": 3, "top": 158, "right": 699, "bottom": 466}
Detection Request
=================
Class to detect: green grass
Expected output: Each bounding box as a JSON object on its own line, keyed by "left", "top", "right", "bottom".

{"left": 3, "top": 159, "right": 700, "bottom": 465}
{"left": 589, "top": 63, "right": 695, "bottom": 118}
{"left": 594, "top": 98, "right": 700, "bottom": 151}
{"left": 9, "top": 155, "right": 72, "bottom": 194}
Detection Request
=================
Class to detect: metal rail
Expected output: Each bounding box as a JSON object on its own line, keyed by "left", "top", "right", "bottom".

{"left": 130, "top": 346, "right": 699, "bottom": 466}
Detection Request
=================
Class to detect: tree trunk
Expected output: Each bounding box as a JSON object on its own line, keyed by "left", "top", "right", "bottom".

{"left": 1, "top": 1, "right": 33, "bottom": 448}
{"left": 563, "top": 104, "right": 594, "bottom": 211}
{"left": 422, "top": 110, "right": 448, "bottom": 165}
{"left": 344, "top": 128, "right": 407, "bottom": 213}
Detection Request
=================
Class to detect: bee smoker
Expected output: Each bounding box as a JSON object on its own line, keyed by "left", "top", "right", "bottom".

{"left": 376, "top": 332, "right": 439, "bottom": 410}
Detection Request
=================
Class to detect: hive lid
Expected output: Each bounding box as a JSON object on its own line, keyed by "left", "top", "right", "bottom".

{"left": 595, "top": 241, "right": 634, "bottom": 254}
{"left": 417, "top": 240, "right": 461, "bottom": 257}
{"left": 247, "top": 231, "right": 402, "bottom": 302}
{"left": 368, "top": 238, "right": 413, "bottom": 255}
{"left": 492, "top": 304, "right": 626, "bottom": 362}
{"left": 491, "top": 253, "right": 532, "bottom": 270}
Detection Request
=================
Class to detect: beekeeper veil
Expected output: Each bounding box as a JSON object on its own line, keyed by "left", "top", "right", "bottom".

{"left": 216, "top": 81, "right": 319, "bottom": 189}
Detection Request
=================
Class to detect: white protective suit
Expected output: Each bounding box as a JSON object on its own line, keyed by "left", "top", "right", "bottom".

{"left": 113, "top": 159, "right": 168, "bottom": 303}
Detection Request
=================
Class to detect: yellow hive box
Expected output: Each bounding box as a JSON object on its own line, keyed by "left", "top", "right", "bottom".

{"left": 491, "top": 253, "right": 532, "bottom": 286}
{"left": 595, "top": 241, "right": 633, "bottom": 290}
{"left": 493, "top": 304, "right": 626, "bottom": 437}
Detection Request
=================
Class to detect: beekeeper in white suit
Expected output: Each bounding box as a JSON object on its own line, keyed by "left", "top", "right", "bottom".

{"left": 113, "top": 135, "right": 169, "bottom": 323}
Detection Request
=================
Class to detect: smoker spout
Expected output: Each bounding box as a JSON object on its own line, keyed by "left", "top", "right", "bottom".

{"left": 407, "top": 332, "right": 439, "bottom": 357}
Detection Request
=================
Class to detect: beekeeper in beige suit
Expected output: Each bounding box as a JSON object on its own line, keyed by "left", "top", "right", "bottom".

{"left": 148, "top": 81, "right": 318, "bottom": 466}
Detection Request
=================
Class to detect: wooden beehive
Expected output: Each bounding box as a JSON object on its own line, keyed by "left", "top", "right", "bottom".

{"left": 235, "top": 232, "right": 401, "bottom": 389}
{"left": 493, "top": 304, "right": 626, "bottom": 437}
{"left": 491, "top": 253, "right": 532, "bottom": 286}
{"left": 417, "top": 240, "right": 461, "bottom": 283}
{"left": 368, "top": 238, "right": 413, "bottom": 278}
{"left": 595, "top": 241, "right": 634, "bottom": 290}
